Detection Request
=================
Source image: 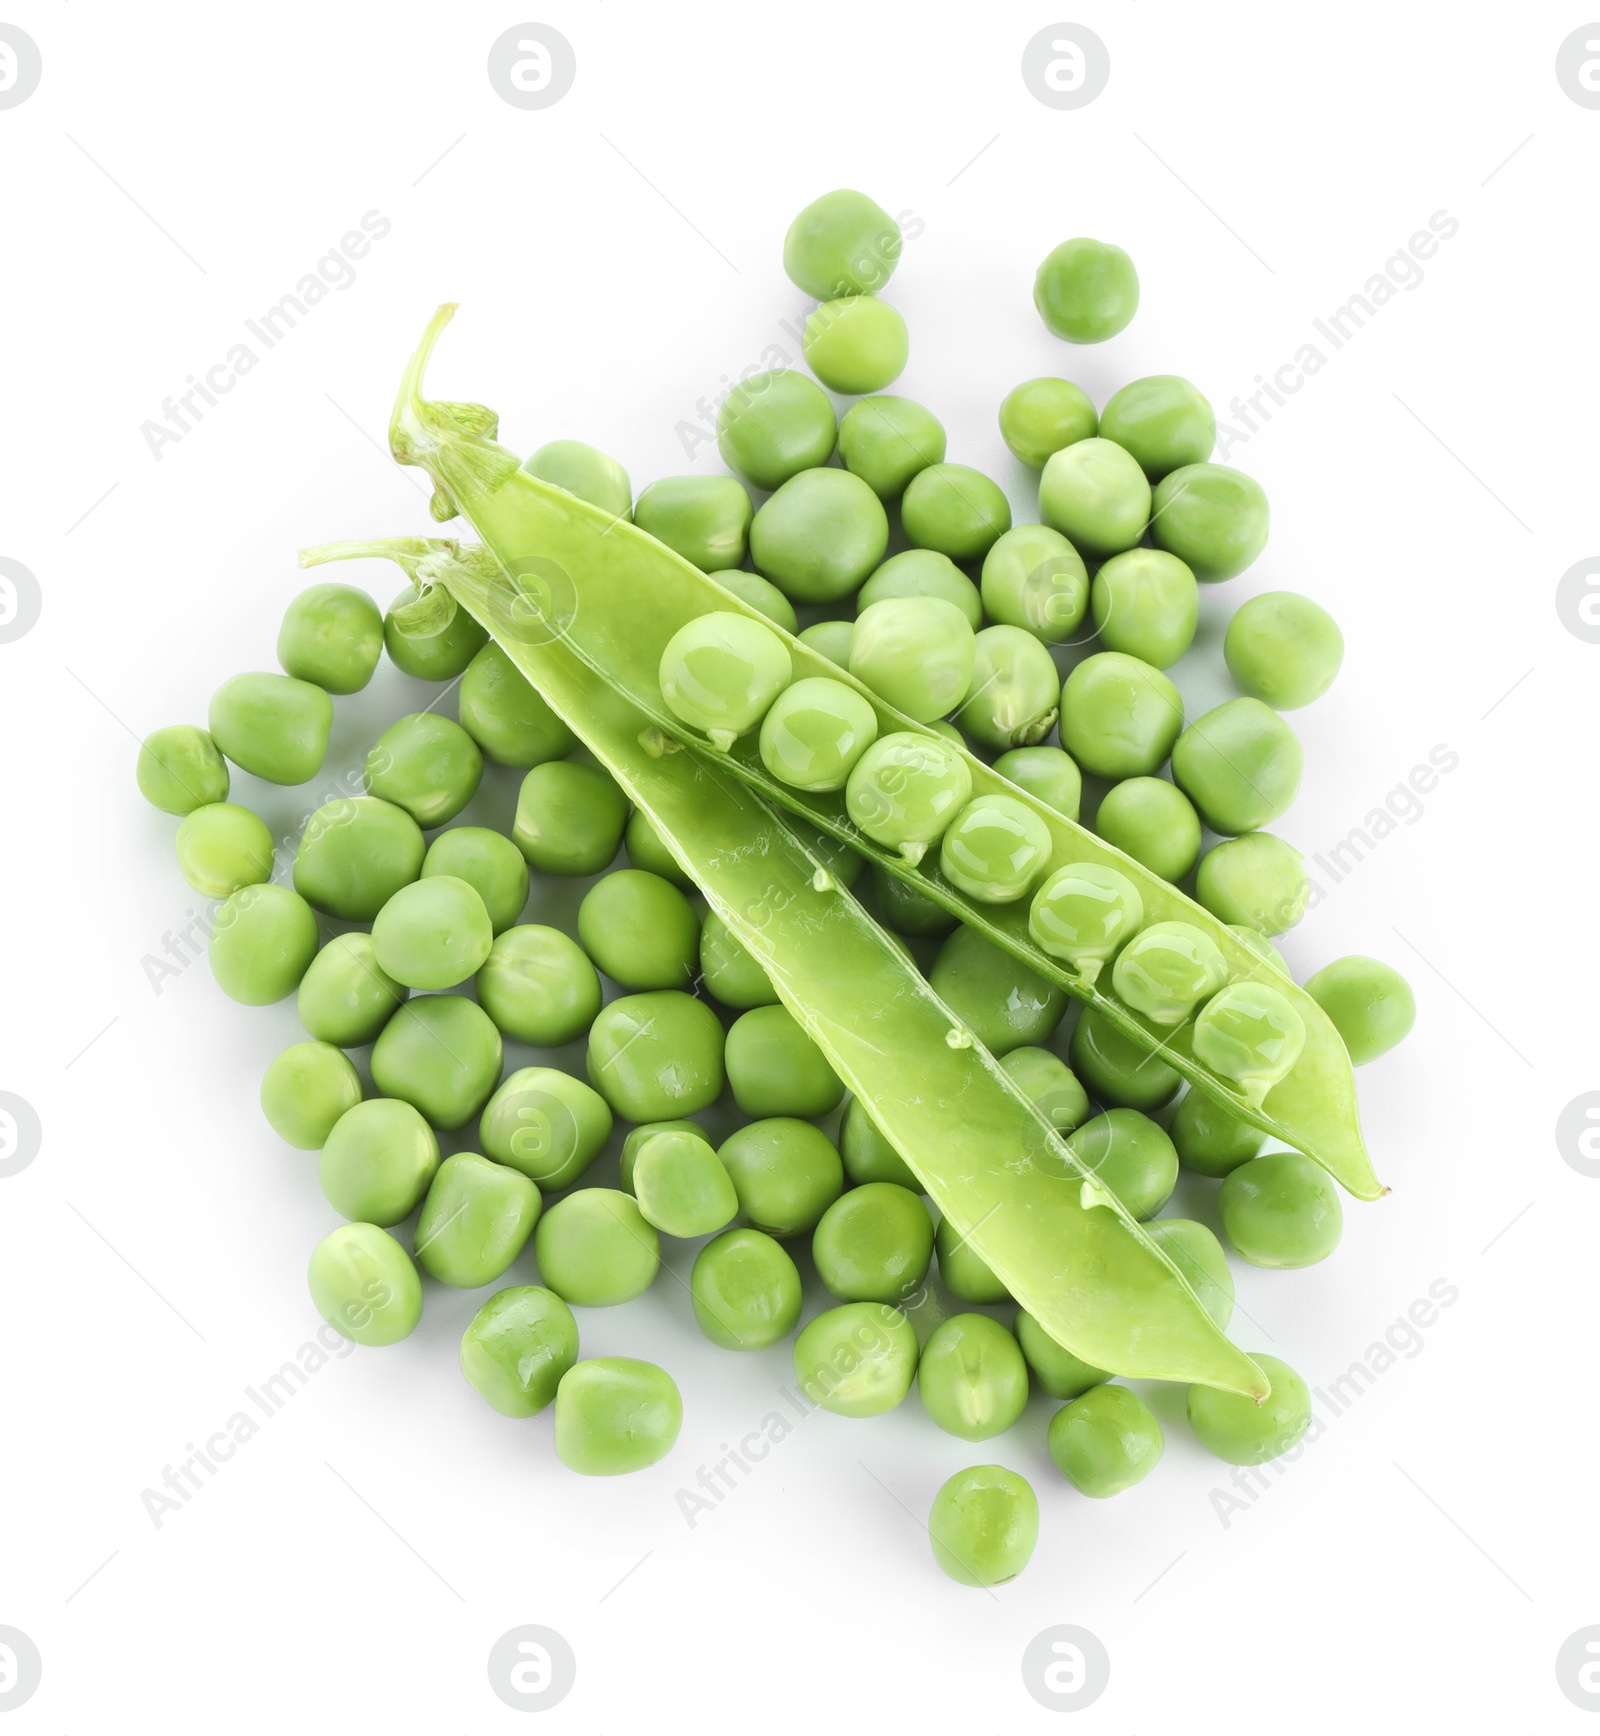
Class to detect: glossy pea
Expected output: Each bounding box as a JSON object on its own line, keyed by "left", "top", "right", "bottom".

{"left": 383, "top": 585, "right": 488, "bottom": 680}
{"left": 277, "top": 582, "right": 383, "bottom": 694}
{"left": 793, "top": 1301, "right": 919, "bottom": 1417}
{"left": 1039, "top": 438, "right": 1151, "bottom": 560}
{"left": 1111, "top": 921, "right": 1229, "bottom": 1027}
{"left": 632, "top": 1129, "right": 739, "bottom": 1239}
{"left": 980, "top": 524, "right": 1089, "bottom": 644}
{"left": 797, "top": 619, "right": 854, "bottom": 669}
{"left": 998, "top": 376, "right": 1098, "bottom": 468}
{"left": 1094, "top": 777, "right": 1201, "bottom": 883}
{"left": 625, "top": 810, "right": 695, "bottom": 889}
{"left": 1191, "top": 982, "right": 1306, "bottom": 1104}
{"left": 900, "top": 463, "right": 1012, "bottom": 563}
{"left": 759, "top": 677, "right": 879, "bottom": 792}
{"left": 1152, "top": 462, "right": 1269, "bottom": 583}
{"left": 804, "top": 295, "right": 909, "bottom": 394}
{"left": 1000, "top": 1046, "right": 1090, "bottom": 1135}
{"left": 634, "top": 475, "right": 753, "bottom": 572}
{"left": 459, "top": 1285, "right": 578, "bottom": 1416}
{"left": 783, "top": 189, "right": 901, "bottom": 298}
{"left": 1170, "top": 1089, "right": 1266, "bottom": 1178}
{"left": 658, "top": 610, "right": 792, "bottom": 747}
{"left": 1029, "top": 862, "right": 1143, "bottom": 983}
{"left": 840, "top": 1097, "right": 920, "bottom": 1190}
{"left": 318, "top": 1097, "right": 440, "bottom": 1225}
{"left": 1069, "top": 1008, "right": 1181, "bottom": 1112}
{"left": 1090, "top": 548, "right": 1199, "bottom": 669}
{"left": 717, "top": 370, "right": 837, "bottom": 492}
{"left": 919, "top": 1314, "right": 1028, "bottom": 1441}
{"left": 137, "top": 724, "right": 229, "bottom": 814}
{"left": 479, "top": 1065, "right": 613, "bottom": 1191}
{"left": 364, "top": 712, "right": 483, "bottom": 829}
{"left": 1060, "top": 650, "right": 1183, "bottom": 780}
{"left": 957, "top": 625, "right": 1060, "bottom": 750}
{"left": 725, "top": 1004, "right": 844, "bottom": 1118}
{"left": 587, "top": 990, "right": 725, "bottom": 1120}
{"left": 555, "top": 1358, "right": 681, "bottom": 1475}
{"left": 750, "top": 468, "right": 889, "bottom": 604}
{"left": 699, "top": 911, "right": 778, "bottom": 1009}
{"left": 718, "top": 568, "right": 798, "bottom": 632}
{"left": 260, "top": 1040, "right": 362, "bottom": 1150}
{"left": 1146, "top": 1218, "right": 1234, "bottom": 1328}
{"left": 1225, "top": 591, "right": 1343, "bottom": 709}
{"left": 175, "top": 802, "right": 274, "bottom": 898}
{"left": 1196, "top": 833, "right": 1308, "bottom": 936}
{"left": 1034, "top": 237, "right": 1139, "bottom": 343}
{"left": 1048, "top": 1384, "right": 1164, "bottom": 1497}
{"left": 858, "top": 548, "right": 981, "bottom": 628}
{"left": 415, "top": 1153, "right": 541, "bottom": 1287}
{"left": 476, "top": 924, "right": 602, "bottom": 1047}
{"left": 371, "top": 875, "right": 494, "bottom": 991}
{"left": 1172, "top": 698, "right": 1302, "bottom": 835}
{"left": 993, "top": 744, "right": 1081, "bottom": 821}
{"left": 812, "top": 1182, "right": 933, "bottom": 1304}
{"left": 939, "top": 794, "right": 1053, "bottom": 904}
{"left": 294, "top": 797, "right": 425, "bottom": 921}
{"left": 209, "top": 883, "right": 319, "bottom": 1005}
{"left": 513, "top": 760, "right": 628, "bottom": 875}
{"left": 935, "top": 1216, "right": 1011, "bottom": 1304}
{"left": 209, "top": 673, "right": 333, "bottom": 785}
{"left": 578, "top": 869, "right": 700, "bottom": 991}
{"left": 370, "top": 994, "right": 502, "bottom": 1129}
{"left": 535, "top": 1189, "right": 659, "bottom": 1308}
{"left": 308, "top": 1223, "right": 422, "bottom": 1347}
{"left": 928, "top": 1465, "right": 1038, "bottom": 1587}
{"left": 297, "top": 933, "right": 406, "bottom": 1047}
{"left": 522, "top": 438, "right": 631, "bottom": 520}
{"left": 931, "top": 925, "right": 1066, "bottom": 1055}
{"left": 845, "top": 732, "right": 972, "bottom": 862}
{"left": 1220, "top": 1151, "right": 1342, "bottom": 1269}
{"left": 850, "top": 597, "right": 974, "bottom": 723}
{"left": 422, "top": 826, "right": 529, "bottom": 934}
{"left": 837, "top": 395, "right": 946, "bottom": 499}
{"left": 872, "top": 861, "right": 957, "bottom": 939}
{"left": 457, "top": 641, "right": 577, "bottom": 768}
{"left": 1187, "top": 1353, "right": 1310, "bottom": 1464}
{"left": 1304, "top": 955, "right": 1415, "bottom": 1064}
{"left": 691, "top": 1228, "right": 803, "bottom": 1350}
{"left": 1067, "top": 1108, "right": 1179, "bottom": 1220}
{"left": 1098, "top": 375, "right": 1215, "bottom": 479}
{"left": 1015, "top": 1310, "right": 1110, "bottom": 1400}
{"left": 718, "top": 1118, "right": 844, "bottom": 1237}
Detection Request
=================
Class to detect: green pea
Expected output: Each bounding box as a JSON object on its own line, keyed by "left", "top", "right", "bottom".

{"left": 422, "top": 826, "right": 529, "bottom": 935}
{"left": 555, "top": 1358, "right": 682, "bottom": 1475}
{"left": 1152, "top": 462, "right": 1269, "bottom": 583}
{"left": 1098, "top": 375, "right": 1215, "bottom": 479}
{"left": 1093, "top": 777, "right": 1200, "bottom": 883}
{"left": 476, "top": 925, "right": 602, "bottom": 1048}
{"left": 812, "top": 1182, "right": 933, "bottom": 1304}
{"left": 457, "top": 641, "right": 577, "bottom": 768}
{"left": 383, "top": 586, "right": 488, "bottom": 680}
{"left": 1000, "top": 1046, "right": 1090, "bottom": 1135}
{"left": 916, "top": 1314, "right": 1027, "bottom": 1441}
{"left": 1192, "top": 982, "right": 1305, "bottom": 1104}
{"left": 840, "top": 1097, "right": 920, "bottom": 1189}
{"left": 522, "top": 438, "right": 632, "bottom": 520}
{"left": 308, "top": 1222, "right": 422, "bottom": 1348}
{"left": 1034, "top": 237, "right": 1139, "bottom": 343}
{"left": 993, "top": 744, "right": 1081, "bottom": 821}
{"left": 699, "top": 911, "right": 778, "bottom": 1009}
{"left": 460, "top": 1286, "right": 577, "bottom": 1416}
{"left": 932, "top": 925, "right": 1066, "bottom": 1055}
{"left": 1111, "top": 921, "right": 1229, "bottom": 1028}
{"left": 691, "top": 1228, "right": 803, "bottom": 1350}
{"left": 658, "top": 610, "right": 793, "bottom": 748}
{"left": 1069, "top": 1008, "right": 1181, "bottom": 1112}
{"left": 372, "top": 875, "right": 494, "bottom": 991}
{"left": 209, "top": 673, "right": 333, "bottom": 786}
{"left": 1187, "top": 1353, "right": 1310, "bottom": 1464}
{"left": 750, "top": 468, "right": 890, "bottom": 604}
{"left": 783, "top": 189, "right": 902, "bottom": 298}
{"left": 297, "top": 933, "right": 406, "bottom": 1047}
{"left": 872, "top": 862, "right": 957, "bottom": 939}
{"left": 1146, "top": 1218, "right": 1234, "bottom": 1328}
{"left": 535, "top": 1188, "right": 659, "bottom": 1307}
{"left": 633, "top": 1129, "right": 739, "bottom": 1238}
{"left": 578, "top": 869, "right": 700, "bottom": 991}
{"left": 1170, "top": 1089, "right": 1266, "bottom": 1178}
{"left": 634, "top": 475, "right": 753, "bottom": 571}
{"left": 718, "top": 370, "right": 837, "bottom": 491}
{"left": 1172, "top": 698, "right": 1302, "bottom": 836}
{"left": 175, "top": 802, "right": 274, "bottom": 898}
{"left": 725, "top": 1004, "right": 844, "bottom": 1118}
{"left": 294, "top": 797, "right": 425, "bottom": 921}
{"left": 1029, "top": 862, "right": 1143, "bottom": 984}
{"left": 137, "top": 724, "right": 229, "bottom": 814}
{"left": 979, "top": 524, "right": 1088, "bottom": 644}
{"left": 513, "top": 760, "right": 628, "bottom": 875}
{"left": 1196, "top": 833, "right": 1308, "bottom": 936}
{"left": 1048, "top": 1384, "right": 1164, "bottom": 1497}
{"left": 793, "top": 1301, "right": 918, "bottom": 1417}
{"left": 261, "top": 1040, "right": 362, "bottom": 1150}
{"left": 956, "top": 625, "right": 1060, "bottom": 751}
{"left": 1039, "top": 438, "right": 1151, "bottom": 560}
{"left": 209, "top": 883, "right": 320, "bottom": 1005}
{"left": 1067, "top": 1108, "right": 1179, "bottom": 1219}
{"left": 718, "top": 1118, "right": 844, "bottom": 1236}
{"left": 1015, "top": 1310, "right": 1110, "bottom": 1399}
{"left": 277, "top": 582, "right": 383, "bottom": 694}
{"left": 900, "top": 463, "right": 1012, "bottom": 563}
{"left": 837, "top": 395, "right": 946, "bottom": 499}
{"left": 619, "top": 1119, "right": 703, "bottom": 1193}
{"left": 415, "top": 1152, "right": 541, "bottom": 1288}
{"left": 998, "top": 376, "right": 1098, "bottom": 468}
{"left": 1225, "top": 590, "right": 1344, "bottom": 710}
{"left": 849, "top": 597, "right": 974, "bottom": 723}
{"left": 1231, "top": 925, "right": 1290, "bottom": 975}
{"left": 934, "top": 1217, "right": 1011, "bottom": 1304}
{"left": 759, "top": 676, "right": 879, "bottom": 792}
{"left": 928, "top": 1464, "right": 1038, "bottom": 1587}
{"left": 717, "top": 567, "right": 798, "bottom": 632}
{"left": 858, "top": 548, "right": 981, "bottom": 628}
{"left": 1220, "top": 1150, "right": 1342, "bottom": 1269}
{"left": 1090, "top": 548, "right": 1199, "bottom": 669}
{"left": 479, "top": 1065, "right": 614, "bottom": 1190}
{"left": 587, "top": 990, "right": 725, "bottom": 1120}
{"left": 938, "top": 794, "right": 1053, "bottom": 904}
{"left": 803, "top": 288, "right": 910, "bottom": 393}
{"left": 364, "top": 713, "right": 483, "bottom": 829}
{"left": 797, "top": 619, "right": 854, "bottom": 669}
{"left": 1060, "top": 652, "right": 1183, "bottom": 780}
{"left": 846, "top": 732, "right": 972, "bottom": 862}
{"left": 370, "top": 994, "right": 503, "bottom": 1129}
{"left": 319, "top": 1097, "right": 440, "bottom": 1225}
{"left": 625, "top": 810, "right": 695, "bottom": 889}
{"left": 1303, "top": 955, "right": 1415, "bottom": 1065}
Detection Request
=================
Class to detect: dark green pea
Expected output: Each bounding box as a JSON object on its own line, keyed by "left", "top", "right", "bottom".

{"left": 811, "top": 1181, "right": 933, "bottom": 1303}
{"left": 1172, "top": 698, "right": 1302, "bottom": 836}
{"left": 294, "top": 797, "right": 425, "bottom": 921}
{"left": 476, "top": 925, "right": 601, "bottom": 1048}
{"left": 857, "top": 548, "right": 982, "bottom": 628}
{"left": 1048, "top": 1384, "right": 1164, "bottom": 1496}
{"left": 1220, "top": 1151, "right": 1343, "bottom": 1268}
{"left": 1015, "top": 1308, "right": 1111, "bottom": 1399}
{"left": 993, "top": 745, "right": 1082, "bottom": 821}
{"left": 209, "top": 673, "right": 333, "bottom": 786}
{"left": 1067, "top": 1108, "right": 1179, "bottom": 1220}
{"left": 1068, "top": 1008, "right": 1181, "bottom": 1112}
{"left": 691, "top": 1228, "right": 803, "bottom": 1350}
{"left": 522, "top": 439, "right": 631, "bottom": 520}
{"left": 319, "top": 1097, "right": 440, "bottom": 1225}
{"left": 927, "top": 1465, "right": 1038, "bottom": 1587}
{"left": 1098, "top": 375, "right": 1215, "bottom": 479}
{"left": 479, "top": 1065, "right": 613, "bottom": 1190}
{"left": 422, "top": 826, "right": 529, "bottom": 934}
{"left": 513, "top": 760, "right": 628, "bottom": 875}
{"left": 837, "top": 394, "right": 946, "bottom": 499}
{"left": 587, "top": 991, "right": 725, "bottom": 1120}
{"left": 383, "top": 586, "right": 488, "bottom": 680}
{"left": 1151, "top": 463, "right": 1269, "bottom": 583}
{"left": 364, "top": 713, "right": 483, "bottom": 829}
{"left": 460, "top": 1286, "right": 577, "bottom": 1416}
{"left": 717, "top": 568, "right": 798, "bottom": 632}
{"left": 718, "top": 1118, "right": 843, "bottom": 1237}
{"left": 1303, "top": 956, "right": 1416, "bottom": 1065}
{"left": 1059, "top": 651, "right": 1184, "bottom": 781}
{"left": 998, "top": 376, "right": 1097, "bottom": 468}
{"left": 137, "top": 724, "right": 229, "bottom": 815}
{"left": 783, "top": 189, "right": 902, "bottom": 298}
{"left": 700, "top": 910, "right": 779, "bottom": 1009}
{"left": 369, "top": 994, "right": 502, "bottom": 1130}
{"left": 1170, "top": 1087, "right": 1267, "bottom": 1177}
{"left": 634, "top": 475, "right": 752, "bottom": 571}
{"left": 840, "top": 1096, "right": 920, "bottom": 1189}
{"left": 931, "top": 925, "right": 1066, "bottom": 1055}
{"left": 414, "top": 1152, "right": 541, "bottom": 1287}
{"left": 918, "top": 1314, "right": 1028, "bottom": 1440}
{"left": 209, "top": 883, "right": 320, "bottom": 1005}
{"left": 578, "top": 869, "right": 700, "bottom": 991}
{"left": 725, "top": 1005, "right": 844, "bottom": 1118}
{"left": 457, "top": 641, "right": 576, "bottom": 768}
{"left": 935, "top": 1215, "right": 1011, "bottom": 1304}
{"left": 900, "top": 463, "right": 1012, "bottom": 563}
{"left": 297, "top": 933, "right": 406, "bottom": 1048}
{"left": 717, "top": 370, "right": 837, "bottom": 491}
{"left": 277, "top": 582, "right": 383, "bottom": 694}
{"left": 1094, "top": 777, "right": 1201, "bottom": 883}
{"left": 750, "top": 468, "right": 889, "bottom": 604}
{"left": 872, "top": 863, "right": 957, "bottom": 938}
{"left": 625, "top": 809, "right": 696, "bottom": 890}
{"left": 620, "top": 1119, "right": 703, "bottom": 1193}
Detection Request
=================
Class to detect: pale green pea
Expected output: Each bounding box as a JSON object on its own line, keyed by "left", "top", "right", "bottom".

{"left": 277, "top": 582, "right": 384, "bottom": 694}
{"left": 793, "top": 1302, "right": 918, "bottom": 1417}
{"left": 783, "top": 189, "right": 901, "bottom": 298}
{"left": 308, "top": 1222, "right": 422, "bottom": 1347}
{"left": 1303, "top": 955, "right": 1416, "bottom": 1065}
{"left": 659, "top": 611, "right": 792, "bottom": 749}
{"left": 297, "top": 933, "right": 406, "bottom": 1048}
{"left": 759, "top": 677, "right": 879, "bottom": 792}
{"left": 1172, "top": 698, "right": 1302, "bottom": 835}
{"left": 633, "top": 475, "right": 753, "bottom": 572}
{"left": 1098, "top": 375, "right": 1215, "bottom": 479}
{"left": 1069, "top": 1007, "right": 1181, "bottom": 1112}
{"left": 837, "top": 395, "right": 946, "bottom": 499}
{"left": 364, "top": 712, "right": 483, "bottom": 829}
{"left": 956, "top": 625, "right": 1060, "bottom": 750}
{"left": 993, "top": 744, "right": 1081, "bottom": 821}
{"left": 691, "top": 1228, "right": 803, "bottom": 1350}
{"left": 632, "top": 1129, "right": 739, "bottom": 1239}
{"left": 260, "top": 1040, "right": 362, "bottom": 1150}
{"left": 840, "top": 1097, "right": 920, "bottom": 1190}
{"left": 137, "top": 724, "right": 229, "bottom": 815}
{"left": 979, "top": 524, "right": 1089, "bottom": 644}
{"left": 1000, "top": 1046, "right": 1090, "bottom": 1135}
{"left": 372, "top": 875, "right": 494, "bottom": 992}
{"left": 725, "top": 1004, "right": 844, "bottom": 1118}
{"left": 460, "top": 1286, "right": 578, "bottom": 1416}
{"left": 998, "top": 376, "right": 1098, "bottom": 468}
{"left": 578, "top": 868, "right": 700, "bottom": 991}
{"left": 931, "top": 925, "right": 1066, "bottom": 1055}
{"left": 414, "top": 1153, "right": 541, "bottom": 1288}
{"left": 811, "top": 1182, "right": 933, "bottom": 1304}
{"left": 209, "top": 883, "right": 320, "bottom": 1005}
{"left": 717, "top": 370, "right": 837, "bottom": 491}
{"left": 918, "top": 1314, "right": 1028, "bottom": 1440}
{"left": 1090, "top": 548, "right": 1200, "bottom": 669}
{"left": 475, "top": 924, "right": 602, "bottom": 1047}
{"left": 699, "top": 910, "right": 779, "bottom": 1010}
{"left": 938, "top": 794, "right": 1053, "bottom": 903}
{"left": 1067, "top": 1108, "right": 1179, "bottom": 1220}
{"left": 803, "top": 295, "right": 909, "bottom": 394}
{"left": 1048, "top": 1384, "right": 1164, "bottom": 1497}
{"left": 901, "top": 463, "right": 1012, "bottom": 563}
{"left": 370, "top": 994, "right": 502, "bottom": 1130}
{"left": 176, "top": 802, "right": 274, "bottom": 898}
{"left": 1060, "top": 651, "right": 1184, "bottom": 780}
{"left": 1094, "top": 777, "right": 1201, "bottom": 882}
{"left": 718, "top": 1118, "right": 844, "bottom": 1236}
{"left": 717, "top": 568, "right": 798, "bottom": 632}
{"left": 858, "top": 548, "right": 982, "bottom": 628}
{"left": 513, "top": 760, "right": 628, "bottom": 875}
{"left": 457, "top": 641, "right": 577, "bottom": 768}
{"left": 1220, "top": 1151, "right": 1342, "bottom": 1269}
{"left": 522, "top": 438, "right": 632, "bottom": 520}
{"left": 1110, "top": 920, "right": 1229, "bottom": 1027}
{"left": 1192, "top": 982, "right": 1306, "bottom": 1104}
{"left": 1028, "top": 862, "right": 1143, "bottom": 984}
{"left": 934, "top": 1217, "right": 1011, "bottom": 1304}
{"left": 928, "top": 1465, "right": 1038, "bottom": 1587}
{"left": 319, "top": 1097, "right": 440, "bottom": 1225}
{"left": 294, "top": 797, "right": 425, "bottom": 921}
{"left": 849, "top": 597, "right": 974, "bottom": 723}
{"left": 1152, "top": 462, "right": 1269, "bottom": 583}
{"left": 1196, "top": 833, "right": 1309, "bottom": 935}
{"left": 422, "top": 826, "right": 529, "bottom": 935}
{"left": 845, "top": 732, "right": 972, "bottom": 862}
{"left": 534, "top": 1189, "right": 660, "bottom": 1307}
{"left": 480, "top": 1066, "right": 613, "bottom": 1190}
{"left": 1038, "top": 438, "right": 1151, "bottom": 560}
{"left": 750, "top": 468, "right": 889, "bottom": 604}
{"left": 209, "top": 672, "right": 333, "bottom": 786}
{"left": 555, "top": 1358, "right": 681, "bottom": 1475}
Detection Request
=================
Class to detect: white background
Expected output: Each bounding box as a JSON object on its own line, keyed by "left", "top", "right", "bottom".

{"left": 4, "top": 2, "right": 1595, "bottom": 1727}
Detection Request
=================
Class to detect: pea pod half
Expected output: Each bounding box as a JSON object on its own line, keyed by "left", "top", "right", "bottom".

{"left": 380, "top": 306, "right": 1382, "bottom": 1202}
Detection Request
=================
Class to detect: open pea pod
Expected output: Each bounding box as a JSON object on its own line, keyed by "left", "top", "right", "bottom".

{"left": 386, "top": 304, "right": 1380, "bottom": 1202}
{"left": 303, "top": 531, "right": 1267, "bottom": 1401}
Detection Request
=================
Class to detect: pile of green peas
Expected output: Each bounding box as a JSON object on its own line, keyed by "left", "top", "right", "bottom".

{"left": 135, "top": 186, "right": 1418, "bottom": 1585}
